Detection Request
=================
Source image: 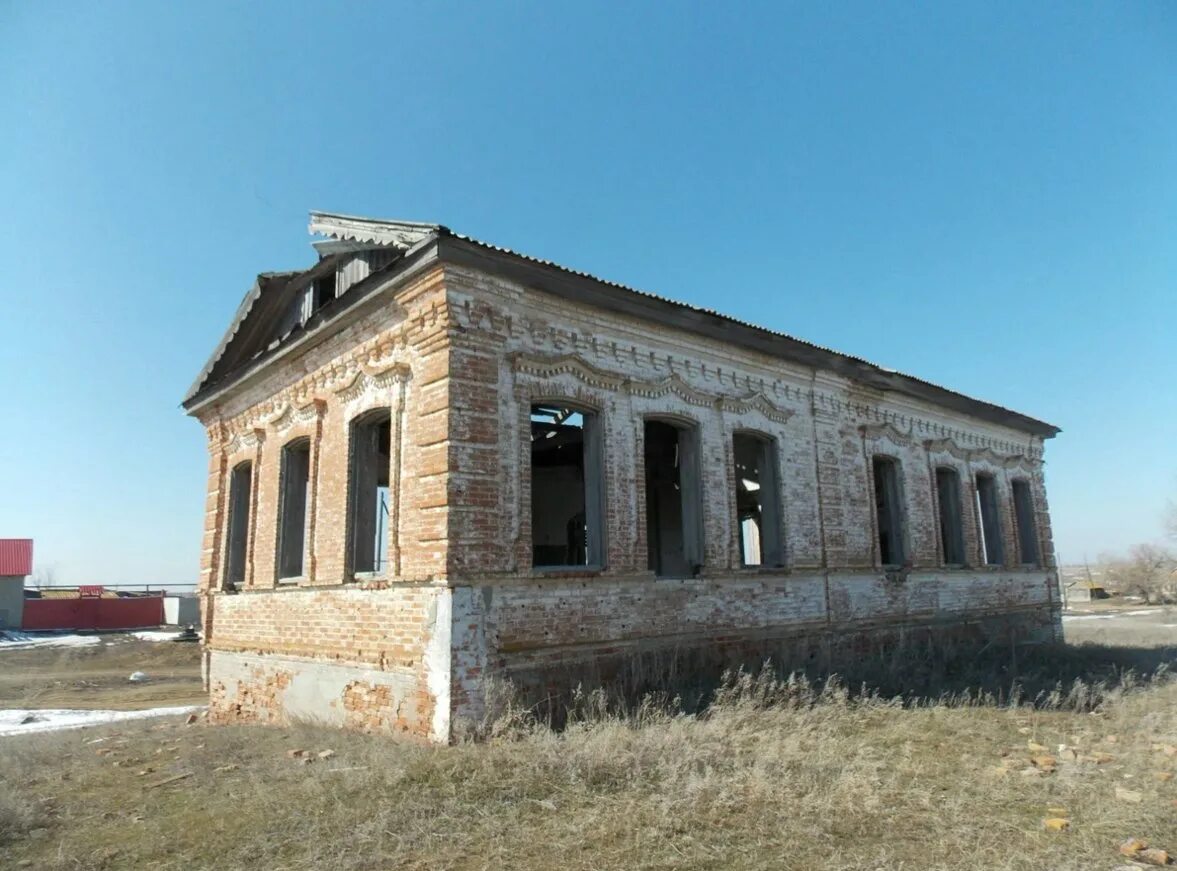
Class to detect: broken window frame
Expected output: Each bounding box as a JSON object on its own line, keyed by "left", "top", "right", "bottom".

{"left": 1010, "top": 478, "right": 1040, "bottom": 567}
{"left": 345, "top": 407, "right": 392, "bottom": 579}
{"left": 934, "top": 466, "right": 966, "bottom": 567}
{"left": 871, "top": 455, "right": 907, "bottom": 569}
{"left": 276, "top": 437, "right": 312, "bottom": 582}
{"left": 731, "top": 431, "right": 784, "bottom": 568}
{"left": 974, "top": 472, "right": 1005, "bottom": 566}
{"left": 223, "top": 460, "right": 253, "bottom": 590}
{"left": 643, "top": 417, "right": 704, "bottom": 578}
{"left": 528, "top": 401, "right": 605, "bottom": 570}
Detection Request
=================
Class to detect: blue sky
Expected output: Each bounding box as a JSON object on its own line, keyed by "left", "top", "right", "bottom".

{"left": 1, "top": 2, "right": 1174, "bottom": 584}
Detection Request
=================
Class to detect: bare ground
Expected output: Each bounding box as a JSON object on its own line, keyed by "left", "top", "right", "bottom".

{"left": 0, "top": 637, "right": 203, "bottom": 710}
{"left": 0, "top": 612, "right": 1175, "bottom": 870}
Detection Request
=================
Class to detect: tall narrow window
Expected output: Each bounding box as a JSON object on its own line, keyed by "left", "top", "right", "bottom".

{"left": 732, "top": 433, "right": 783, "bottom": 567}
{"left": 347, "top": 409, "right": 391, "bottom": 576}
{"left": 530, "top": 404, "right": 603, "bottom": 568}
{"left": 975, "top": 473, "right": 1004, "bottom": 566}
{"left": 644, "top": 420, "right": 703, "bottom": 577}
{"left": 872, "top": 456, "right": 906, "bottom": 567}
{"left": 935, "top": 467, "right": 966, "bottom": 565}
{"left": 1011, "top": 479, "right": 1040, "bottom": 566}
{"left": 224, "top": 461, "right": 253, "bottom": 588}
{"left": 277, "top": 438, "right": 311, "bottom": 580}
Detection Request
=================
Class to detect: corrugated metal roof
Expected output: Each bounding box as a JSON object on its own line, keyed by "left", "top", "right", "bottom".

{"left": 0, "top": 539, "right": 33, "bottom": 576}
{"left": 182, "top": 211, "right": 1059, "bottom": 437}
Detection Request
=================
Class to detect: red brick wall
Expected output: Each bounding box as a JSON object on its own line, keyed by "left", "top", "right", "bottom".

{"left": 190, "top": 256, "right": 1060, "bottom": 741}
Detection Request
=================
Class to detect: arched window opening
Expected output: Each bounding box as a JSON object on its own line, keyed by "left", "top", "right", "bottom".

{"left": 224, "top": 461, "right": 253, "bottom": 589}
{"left": 348, "top": 409, "right": 391, "bottom": 576}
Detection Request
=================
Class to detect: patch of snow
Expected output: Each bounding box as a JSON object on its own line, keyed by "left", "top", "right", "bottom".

{"left": 0, "top": 631, "right": 103, "bottom": 651}
{"left": 1062, "top": 608, "right": 1167, "bottom": 622}
{"left": 131, "top": 630, "right": 184, "bottom": 642}
{"left": 0, "top": 706, "right": 205, "bottom": 737}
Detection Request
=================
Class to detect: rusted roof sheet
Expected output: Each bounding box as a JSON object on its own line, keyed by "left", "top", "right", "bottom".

{"left": 0, "top": 539, "right": 33, "bottom": 576}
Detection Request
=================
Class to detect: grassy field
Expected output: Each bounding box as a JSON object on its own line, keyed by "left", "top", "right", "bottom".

{"left": 1, "top": 613, "right": 1176, "bottom": 870}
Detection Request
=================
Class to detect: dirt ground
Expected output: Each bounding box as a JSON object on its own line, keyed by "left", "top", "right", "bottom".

{"left": 1063, "top": 599, "right": 1177, "bottom": 647}
{"left": 0, "top": 636, "right": 203, "bottom": 710}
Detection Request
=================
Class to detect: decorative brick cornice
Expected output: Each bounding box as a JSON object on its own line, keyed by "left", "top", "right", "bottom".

{"left": 923, "top": 436, "right": 972, "bottom": 463}
{"left": 511, "top": 352, "right": 795, "bottom": 422}
{"left": 264, "top": 399, "right": 324, "bottom": 434}
{"left": 509, "top": 352, "right": 626, "bottom": 391}
{"left": 859, "top": 422, "right": 916, "bottom": 448}
{"left": 332, "top": 361, "right": 412, "bottom": 403}
{"left": 225, "top": 427, "right": 265, "bottom": 456}
{"left": 466, "top": 287, "right": 1045, "bottom": 459}
{"left": 924, "top": 437, "right": 1039, "bottom": 472}
{"left": 626, "top": 372, "right": 717, "bottom": 408}
{"left": 718, "top": 392, "right": 794, "bottom": 424}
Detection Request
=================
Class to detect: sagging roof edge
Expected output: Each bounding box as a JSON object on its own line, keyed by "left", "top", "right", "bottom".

{"left": 185, "top": 226, "right": 1060, "bottom": 439}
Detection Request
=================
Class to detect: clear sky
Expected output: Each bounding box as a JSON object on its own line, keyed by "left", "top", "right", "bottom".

{"left": 1, "top": 2, "right": 1174, "bottom": 584}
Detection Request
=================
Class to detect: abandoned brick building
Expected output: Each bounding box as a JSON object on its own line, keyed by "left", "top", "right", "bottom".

{"left": 183, "top": 211, "right": 1061, "bottom": 742}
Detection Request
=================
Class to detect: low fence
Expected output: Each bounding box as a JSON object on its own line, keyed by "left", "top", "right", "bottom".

{"left": 22, "top": 594, "right": 165, "bottom": 631}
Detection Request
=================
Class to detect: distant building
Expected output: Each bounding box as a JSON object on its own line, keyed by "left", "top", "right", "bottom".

{"left": 184, "top": 211, "right": 1062, "bottom": 742}
{"left": 0, "top": 539, "right": 33, "bottom": 629}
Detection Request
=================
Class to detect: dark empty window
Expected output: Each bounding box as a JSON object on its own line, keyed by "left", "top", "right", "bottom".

{"left": 530, "top": 404, "right": 603, "bottom": 568}
{"left": 313, "top": 270, "right": 335, "bottom": 309}
{"left": 347, "top": 409, "right": 391, "bottom": 575}
{"left": 872, "top": 456, "right": 906, "bottom": 567}
{"left": 975, "top": 473, "right": 1004, "bottom": 566}
{"left": 224, "top": 461, "right": 253, "bottom": 588}
{"left": 644, "top": 420, "right": 703, "bottom": 577}
{"left": 277, "top": 439, "right": 311, "bottom": 580}
{"left": 733, "top": 433, "right": 783, "bottom": 567}
{"left": 1011, "top": 479, "right": 1040, "bottom": 566}
{"left": 300, "top": 270, "right": 336, "bottom": 324}
{"left": 935, "top": 467, "right": 966, "bottom": 565}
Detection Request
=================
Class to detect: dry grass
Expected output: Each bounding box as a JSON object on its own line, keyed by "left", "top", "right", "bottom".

{"left": 2, "top": 628, "right": 1177, "bottom": 870}
{"left": 0, "top": 637, "right": 203, "bottom": 710}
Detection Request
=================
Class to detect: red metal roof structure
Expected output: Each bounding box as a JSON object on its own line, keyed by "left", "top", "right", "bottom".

{"left": 0, "top": 539, "right": 33, "bottom": 576}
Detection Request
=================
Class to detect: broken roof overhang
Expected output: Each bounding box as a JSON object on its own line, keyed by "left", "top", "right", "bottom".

{"left": 183, "top": 212, "right": 1060, "bottom": 439}
{"left": 308, "top": 211, "right": 445, "bottom": 250}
